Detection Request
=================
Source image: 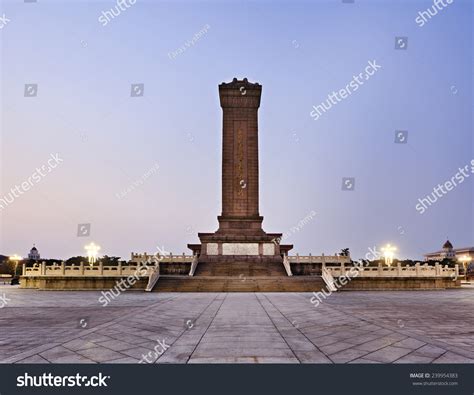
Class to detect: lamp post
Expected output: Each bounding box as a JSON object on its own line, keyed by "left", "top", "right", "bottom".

{"left": 9, "top": 254, "right": 22, "bottom": 280}
{"left": 381, "top": 244, "right": 397, "bottom": 267}
{"left": 84, "top": 243, "right": 101, "bottom": 267}
{"left": 458, "top": 255, "right": 471, "bottom": 283}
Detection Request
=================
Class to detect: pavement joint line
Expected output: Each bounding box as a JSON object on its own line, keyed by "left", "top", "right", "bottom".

{"left": 155, "top": 293, "right": 224, "bottom": 363}
{"left": 270, "top": 293, "right": 361, "bottom": 361}
{"left": 285, "top": 293, "right": 414, "bottom": 362}
{"left": 3, "top": 295, "right": 179, "bottom": 363}
{"left": 294, "top": 292, "right": 474, "bottom": 361}
{"left": 183, "top": 294, "right": 229, "bottom": 364}
{"left": 63, "top": 295, "right": 189, "bottom": 362}
{"left": 2, "top": 291, "right": 473, "bottom": 364}
{"left": 392, "top": 347, "right": 446, "bottom": 364}
{"left": 316, "top": 296, "right": 474, "bottom": 360}
{"left": 259, "top": 293, "right": 330, "bottom": 363}
{"left": 254, "top": 293, "right": 301, "bottom": 363}
{"left": 431, "top": 350, "right": 450, "bottom": 363}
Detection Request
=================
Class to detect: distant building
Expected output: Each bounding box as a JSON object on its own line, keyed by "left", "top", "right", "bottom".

{"left": 28, "top": 245, "right": 40, "bottom": 261}
{"left": 424, "top": 240, "right": 474, "bottom": 262}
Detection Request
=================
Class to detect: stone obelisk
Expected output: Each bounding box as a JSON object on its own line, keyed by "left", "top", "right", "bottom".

{"left": 188, "top": 78, "right": 292, "bottom": 261}
{"left": 218, "top": 78, "right": 262, "bottom": 235}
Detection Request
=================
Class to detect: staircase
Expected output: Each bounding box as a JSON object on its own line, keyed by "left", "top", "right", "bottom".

{"left": 194, "top": 258, "right": 287, "bottom": 277}
{"left": 150, "top": 275, "right": 325, "bottom": 292}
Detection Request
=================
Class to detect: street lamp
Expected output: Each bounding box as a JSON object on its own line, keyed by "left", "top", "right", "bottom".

{"left": 9, "top": 254, "right": 22, "bottom": 277}
{"left": 84, "top": 243, "right": 101, "bottom": 267}
{"left": 381, "top": 244, "right": 397, "bottom": 267}
{"left": 458, "top": 255, "right": 471, "bottom": 283}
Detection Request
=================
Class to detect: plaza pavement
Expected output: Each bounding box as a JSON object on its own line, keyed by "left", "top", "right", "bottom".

{"left": 0, "top": 285, "right": 473, "bottom": 364}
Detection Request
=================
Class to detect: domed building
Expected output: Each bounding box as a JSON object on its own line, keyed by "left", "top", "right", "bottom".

{"left": 27, "top": 245, "right": 40, "bottom": 261}
{"left": 424, "top": 240, "right": 474, "bottom": 262}
{"left": 441, "top": 240, "right": 456, "bottom": 260}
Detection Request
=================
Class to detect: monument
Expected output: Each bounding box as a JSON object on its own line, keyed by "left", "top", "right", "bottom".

{"left": 188, "top": 78, "right": 293, "bottom": 275}
{"left": 19, "top": 78, "right": 461, "bottom": 291}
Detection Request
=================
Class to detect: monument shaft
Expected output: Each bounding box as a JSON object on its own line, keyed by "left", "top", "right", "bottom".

{"left": 188, "top": 78, "right": 292, "bottom": 260}
{"left": 220, "top": 80, "right": 260, "bottom": 219}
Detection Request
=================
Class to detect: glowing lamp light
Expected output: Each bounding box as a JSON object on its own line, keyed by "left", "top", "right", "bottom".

{"left": 85, "top": 243, "right": 101, "bottom": 266}
{"left": 381, "top": 244, "right": 397, "bottom": 267}
{"left": 9, "top": 254, "right": 23, "bottom": 278}
{"left": 458, "top": 255, "right": 472, "bottom": 282}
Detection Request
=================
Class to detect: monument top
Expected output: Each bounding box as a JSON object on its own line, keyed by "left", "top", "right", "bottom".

{"left": 219, "top": 78, "right": 261, "bottom": 108}
{"left": 219, "top": 77, "right": 261, "bottom": 88}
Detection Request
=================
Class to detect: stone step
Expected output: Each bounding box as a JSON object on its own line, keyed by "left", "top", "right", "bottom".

{"left": 152, "top": 275, "right": 325, "bottom": 292}
{"left": 194, "top": 260, "right": 287, "bottom": 277}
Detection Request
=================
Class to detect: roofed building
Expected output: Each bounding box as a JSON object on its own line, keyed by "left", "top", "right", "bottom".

{"left": 424, "top": 240, "right": 474, "bottom": 262}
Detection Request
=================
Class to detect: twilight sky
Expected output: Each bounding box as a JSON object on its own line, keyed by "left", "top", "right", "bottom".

{"left": 0, "top": 0, "right": 472, "bottom": 260}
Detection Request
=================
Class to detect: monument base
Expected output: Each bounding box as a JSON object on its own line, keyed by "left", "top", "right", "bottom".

{"left": 188, "top": 229, "right": 292, "bottom": 259}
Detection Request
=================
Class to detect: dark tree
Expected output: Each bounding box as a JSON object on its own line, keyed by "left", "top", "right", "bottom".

{"left": 340, "top": 248, "right": 350, "bottom": 257}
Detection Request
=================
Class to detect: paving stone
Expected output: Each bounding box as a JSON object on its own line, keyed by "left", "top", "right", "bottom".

{"left": 392, "top": 338, "right": 426, "bottom": 350}
{"left": 329, "top": 348, "right": 371, "bottom": 363}
{"left": 411, "top": 345, "right": 447, "bottom": 359}
{"left": 432, "top": 352, "right": 474, "bottom": 363}
{"left": 295, "top": 350, "right": 332, "bottom": 363}
{"left": 349, "top": 358, "right": 382, "bottom": 364}
{"left": 63, "top": 339, "right": 99, "bottom": 352}
{"left": 363, "top": 346, "right": 414, "bottom": 363}
{"left": 188, "top": 357, "right": 299, "bottom": 364}
{"left": 76, "top": 346, "right": 125, "bottom": 363}
{"left": 355, "top": 337, "right": 394, "bottom": 352}
{"left": 97, "top": 339, "right": 137, "bottom": 352}
{"left": 106, "top": 357, "right": 140, "bottom": 363}
{"left": 17, "top": 355, "right": 50, "bottom": 364}
{"left": 394, "top": 354, "right": 434, "bottom": 363}
{"left": 40, "top": 346, "right": 96, "bottom": 363}
{"left": 156, "top": 345, "right": 197, "bottom": 363}
{"left": 320, "top": 342, "right": 355, "bottom": 355}
{"left": 1, "top": 287, "right": 473, "bottom": 364}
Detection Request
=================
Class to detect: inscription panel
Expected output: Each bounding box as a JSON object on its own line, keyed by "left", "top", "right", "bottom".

{"left": 222, "top": 243, "right": 259, "bottom": 256}
{"left": 206, "top": 243, "right": 219, "bottom": 255}
{"left": 233, "top": 121, "right": 248, "bottom": 210}
{"left": 262, "top": 243, "right": 275, "bottom": 256}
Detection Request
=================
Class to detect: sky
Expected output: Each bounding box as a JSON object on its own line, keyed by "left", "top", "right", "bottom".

{"left": 0, "top": 0, "right": 472, "bottom": 261}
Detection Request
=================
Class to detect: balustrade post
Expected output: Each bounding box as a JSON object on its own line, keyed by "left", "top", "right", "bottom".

{"left": 397, "top": 262, "right": 402, "bottom": 276}
{"left": 61, "top": 261, "right": 65, "bottom": 275}
{"left": 80, "top": 262, "right": 84, "bottom": 275}
{"left": 309, "top": 253, "right": 312, "bottom": 263}
{"left": 41, "top": 262, "right": 46, "bottom": 276}
{"left": 22, "top": 263, "right": 26, "bottom": 276}
{"left": 296, "top": 253, "right": 300, "bottom": 264}
{"left": 435, "top": 262, "right": 440, "bottom": 277}
{"left": 118, "top": 262, "right": 122, "bottom": 275}
{"left": 415, "top": 262, "right": 420, "bottom": 276}
{"left": 99, "top": 262, "right": 104, "bottom": 275}
{"left": 341, "top": 261, "right": 346, "bottom": 276}
{"left": 378, "top": 261, "right": 383, "bottom": 276}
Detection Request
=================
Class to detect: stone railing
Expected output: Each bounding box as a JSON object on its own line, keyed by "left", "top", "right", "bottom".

{"left": 130, "top": 252, "right": 193, "bottom": 264}
{"left": 23, "top": 262, "right": 155, "bottom": 277}
{"left": 326, "top": 261, "right": 458, "bottom": 278}
{"left": 287, "top": 254, "right": 351, "bottom": 264}
{"left": 145, "top": 264, "right": 160, "bottom": 292}
{"left": 282, "top": 254, "right": 293, "bottom": 276}
{"left": 322, "top": 267, "right": 338, "bottom": 291}
{"left": 189, "top": 255, "right": 199, "bottom": 276}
